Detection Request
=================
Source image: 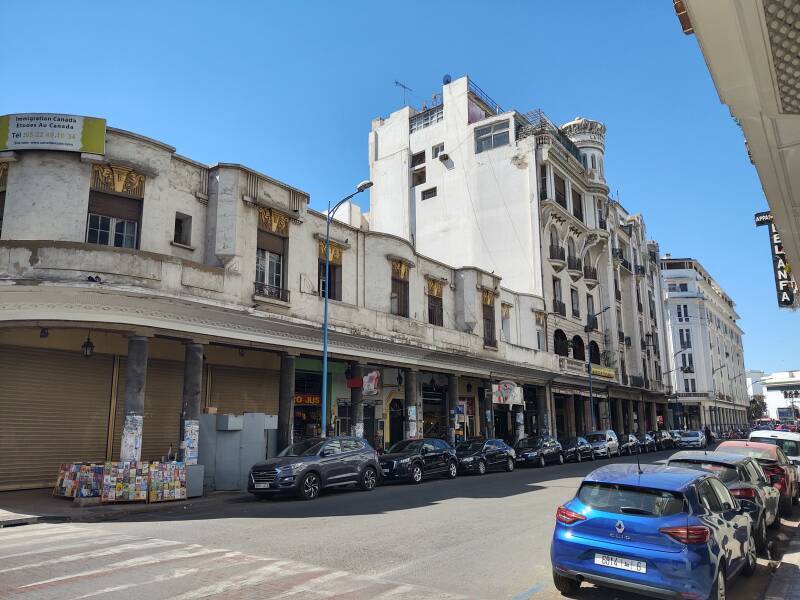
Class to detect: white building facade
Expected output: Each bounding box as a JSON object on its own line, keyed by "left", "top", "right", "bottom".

{"left": 661, "top": 257, "right": 748, "bottom": 429}
{"left": 749, "top": 370, "right": 800, "bottom": 422}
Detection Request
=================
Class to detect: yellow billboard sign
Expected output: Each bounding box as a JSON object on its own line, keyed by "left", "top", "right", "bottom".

{"left": 0, "top": 113, "right": 106, "bottom": 155}
{"left": 591, "top": 365, "right": 616, "bottom": 379}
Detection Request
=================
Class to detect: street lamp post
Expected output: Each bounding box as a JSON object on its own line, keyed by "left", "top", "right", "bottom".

{"left": 321, "top": 180, "right": 373, "bottom": 438}
{"left": 662, "top": 347, "right": 689, "bottom": 429}
{"left": 710, "top": 363, "right": 727, "bottom": 433}
{"left": 585, "top": 306, "right": 609, "bottom": 431}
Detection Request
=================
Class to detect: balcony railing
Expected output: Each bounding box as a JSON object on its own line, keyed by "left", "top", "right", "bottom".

{"left": 637, "top": 301, "right": 643, "bottom": 313}
{"left": 635, "top": 264, "right": 646, "bottom": 277}
{"left": 598, "top": 217, "right": 607, "bottom": 230}
{"left": 549, "top": 245, "right": 566, "bottom": 261}
{"left": 567, "top": 256, "right": 582, "bottom": 272}
{"left": 615, "top": 287, "right": 622, "bottom": 301}
{"left": 573, "top": 205, "right": 584, "bottom": 222}
{"left": 630, "top": 375, "right": 645, "bottom": 388}
{"left": 254, "top": 282, "right": 290, "bottom": 302}
{"left": 618, "top": 330, "right": 625, "bottom": 344}
{"left": 583, "top": 266, "right": 598, "bottom": 280}
{"left": 586, "top": 315, "right": 598, "bottom": 331}
{"left": 553, "top": 299, "right": 567, "bottom": 317}
{"left": 517, "top": 109, "right": 584, "bottom": 164}
{"left": 555, "top": 191, "right": 567, "bottom": 210}
{"left": 649, "top": 250, "right": 658, "bottom": 263}
{"left": 468, "top": 78, "right": 502, "bottom": 115}
{"left": 620, "top": 257, "right": 632, "bottom": 272}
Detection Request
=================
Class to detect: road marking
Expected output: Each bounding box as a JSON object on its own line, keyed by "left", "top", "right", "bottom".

{"left": 0, "top": 534, "right": 135, "bottom": 560}
{"left": 511, "top": 583, "right": 543, "bottom": 600}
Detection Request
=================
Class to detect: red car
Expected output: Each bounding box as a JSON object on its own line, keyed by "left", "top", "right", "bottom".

{"left": 718, "top": 440, "right": 798, "bottom": 517}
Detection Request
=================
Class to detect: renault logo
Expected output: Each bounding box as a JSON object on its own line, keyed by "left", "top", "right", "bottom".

{"left": 615, "top": 520, "right": 625, "bottom": 534}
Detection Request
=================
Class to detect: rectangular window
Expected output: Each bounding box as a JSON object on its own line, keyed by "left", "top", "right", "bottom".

{"left": 572, "top": 189, "right": 583, "bottom": 221}
{"left": 483, "top": 303, "right": 496, "bottom": 347}
{"left": 256, "top": 248, "right": 283, "bottom": 289}
{"left": 421, "top": 187, "right": 437, "bottom": 200}
{"left": 536, "top": 329, "right": 544, "bottom": 350}
{"left": 411, "top": 151, "right": 425, "bottom": 168}
{"left": 475, "top": 119, "right": 510, "bottom": 153}
{"left": 318, "top": 261, "right": 342, "bottom": 301}
{"left": 86, "top": 213, "right": 138, "bottom": 249}
{"left": 668, "top": 283, "right": 677, "bottom": 292}
{"left": 677, "top": 304, "right": 683, "bottom": 319}
{"left": 679, "top": 283, "right": 688, "bottom": 292}
{"left": 391, "top": 277, "right": 409, "bottom": 317}
{"left": 412, "top": 167, "right": 426, "bottom": 186}
{"left": 432, "top": 143, "right": 444, "bottom": 159}
{"left": 684, "top": 378, "right": 690, "bottom": 393}
{"left": 539, "top": 165, "right": 548, "bottom": 200}
{"left": 501, "top": 304, "right": 511, "bottom": 341}
{"left": 428, "top": 295, "right": 443, "bottom": 326}
{"left": 690, "top": 379, "right": 696, "bottom": 393}
{"left": 587, "top": 293, "right": 595, "bottom": 318}
{"left": 553, "top": 277, "right": 562, "bottom": 302}
{"left": 554, "top": 173, "right": 567, "bottom": 208}
{"left": 173, "top": 212, "right": 192, "bottom": 246}
{"left": 571, "top": 288, "right": 580, "bottom": 318}
{"left": 683, "top": 304, "right": 689, "bottom": 320}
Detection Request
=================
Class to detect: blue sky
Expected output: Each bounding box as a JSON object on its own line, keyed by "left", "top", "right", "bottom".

{"left": 1, "top": 1, "right": 794, "bottom": 371}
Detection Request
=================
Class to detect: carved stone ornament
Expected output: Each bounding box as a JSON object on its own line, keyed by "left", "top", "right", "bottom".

{"left": 391, "top": 260, "right": 409, "bottom": 281}
{"left": 481, "top": 288, "right": 496, "bottom": 307}
{"left": 0, "top": 162, "right": 7, "bottom": 191}
{"left": 91, "top": 164, "right": 146, "bottom": 199}
{"left": 534, "top": 310, "right": 547, "bottom": 327}
{"left": 318, "top": 239, "right": 342, "bottom": 265}
{"left": 501, "top": 303, "right": 511, "bottom": 319}
{"left": 426, "top": 278, "right": 443, "bottom": 298}
{"left": 258, "top": 207, "right": 289, "bottom": 237}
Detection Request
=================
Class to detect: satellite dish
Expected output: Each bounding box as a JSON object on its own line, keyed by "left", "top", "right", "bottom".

{"left": 443, "top": 74, "right": 452, "bottom": 85}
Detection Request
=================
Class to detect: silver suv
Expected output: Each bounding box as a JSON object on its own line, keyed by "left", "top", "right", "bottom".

{"left": 586, "top": 430, "right": 620, "bottom": 458}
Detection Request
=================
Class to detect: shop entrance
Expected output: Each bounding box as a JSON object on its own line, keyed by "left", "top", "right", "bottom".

{"left": 388, "top": 398, "right": 404, "bottom": 445}
{"left": 294, "top": 371, "right": 322, "bottom": 440}
{"left": 422, "top": 387, "right": 446, "bottom": 439}
{"left": 494, "top": 405, "right": 511, "bottom": 443}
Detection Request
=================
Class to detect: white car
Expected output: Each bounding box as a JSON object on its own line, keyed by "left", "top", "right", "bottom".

{"left": 749, "top": 429, "right": 800, "bottom": 468}
{"left": 679, "top": 430, "right": 706, "bottom": 448}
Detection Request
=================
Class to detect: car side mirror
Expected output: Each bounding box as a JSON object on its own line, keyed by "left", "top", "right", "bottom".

{"left": 771, "top": 474, "right": 781, "bottom": 485}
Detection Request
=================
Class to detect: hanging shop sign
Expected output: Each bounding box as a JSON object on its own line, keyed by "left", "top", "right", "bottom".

{"left": 755, "top": 210, "right": 798, "bottom": 308}
{"left": 492, "top": 381, "right": 524, "bottom": 406}
{"left": 295, "top": 394, "right": 321, "bottom": 406}
{"left": 362, "top": 370, "right": 382, "bottom": 396}
{"left": 1, "top": 113, "right": 106, "bottom": 154}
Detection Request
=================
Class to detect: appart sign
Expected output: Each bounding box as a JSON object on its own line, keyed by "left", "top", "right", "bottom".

{"left": 755, "top": 211, "right": 798, "bottom": 308}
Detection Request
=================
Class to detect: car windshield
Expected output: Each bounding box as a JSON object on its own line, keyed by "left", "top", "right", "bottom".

{"left": 457, "top": 441, "right": 485, "bottom": 452}
{"left": 388, "top": 440, "right": 424, "bottom": 453}
{"left": 515, "top": 438, "right": 542, "bottom": 449}
{"left": 719, "top": 445, "right": 774, "bottom": 461}
{"left": 278, "top": 439, "right": 325, "bottom": 457}
{"left": 684, "top": 431, "right": 700, "bottom": 437}
{"left": 668, "top": 460, "right": 739, "bottom": 483}
{"left": 578, "top": 482, "right": 686, "bottom": 516}
{"left": 586, "top": 434, "right": 605, "bottom": 443}
{"left": 751, "top": 436, "right": 800, "bottom": 457}
{"left": 560, "top": 438, "right": 577, "bottom": 446}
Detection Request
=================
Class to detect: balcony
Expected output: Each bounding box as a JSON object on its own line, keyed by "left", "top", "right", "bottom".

{"left": 254, "top": 282, "right": 290, "bottom": 303}
{"left": 583, "top": 265, "right": 598, "bottom": 289}
{"left": 598, "top": 217, "right": 607, "bottom": 230}
{"left": 634, "top": 264, "right": 646, "bottom": 277}
{"left": 549, "top": 245, "right": 566, "bottom": 272}
{"left": 559, "top": 356, "right": 587, "bottom": 376}
{"left": 567, "top": 256, "right": 583, "bottom": 281}
{"left": 615, "top": 287, "right": 622, "bottom": 302}
{"left": 620, "top": 257, "right": 632, "bottom": 272}
{"left": 637, "top": 301, "right": 643, "bottom": 313}
{"left": 629, "top": 375, "right": 645, "bottom": 388}
{"left": 553, "top": 299, "right": 567, "bottom": 317}
{"left": 621, "top": 373, "right": 629, "bottom": 385}
{"left": 585, "top": 315, "right": 598, "bottom": 332}
{"left": 649, "top": 250, "right": 658, "bottom": 263}
{"left": 555, "top": 192, "right": 568, "bottom": 211}
{"left": 573, "top": 204, "right": 584, "bottom": 222}
{"left": 625, "top": 336, "right": 632, "bottom": 348}
{"left": 618, "top": 330, "right": 625, "bottom": 344}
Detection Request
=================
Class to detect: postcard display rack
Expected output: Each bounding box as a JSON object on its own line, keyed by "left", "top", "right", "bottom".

{"left": 53, "top": 461, "right": 186, "bottom": 504}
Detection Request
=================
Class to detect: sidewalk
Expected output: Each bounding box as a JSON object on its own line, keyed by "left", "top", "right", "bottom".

{"left": 0, "top": 488, "right": 243, "bottom": 525}
{"left": 764, "top": 517, "right": 800, "bottom": 600}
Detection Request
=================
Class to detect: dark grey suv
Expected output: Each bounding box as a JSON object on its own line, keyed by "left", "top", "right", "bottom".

{"left": 248, "top": 436, "right": 381, "bottom": 500}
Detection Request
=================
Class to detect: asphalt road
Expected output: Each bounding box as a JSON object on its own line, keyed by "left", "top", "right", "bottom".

{"left": 0, "top": 448, "right": 794, "bottom": 599}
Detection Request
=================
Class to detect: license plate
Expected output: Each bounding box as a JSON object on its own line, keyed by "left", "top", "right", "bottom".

{"left": 254, "top": 483, "right": 270, "bottom": 489}
{"left": 382, "top": 469, "right": 390, "bottom": 475}
{"left": 594, "top": 553, "right": 646, "bottom": 573}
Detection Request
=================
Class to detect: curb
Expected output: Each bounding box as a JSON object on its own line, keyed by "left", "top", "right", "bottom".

{"left": 764, "top": 530, "right": 800, "bottom": 600}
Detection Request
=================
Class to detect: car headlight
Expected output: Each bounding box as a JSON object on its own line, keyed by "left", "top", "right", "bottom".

{"left": 284, "top": 463, "right": 306, "bottom": 473}
{"left": 397, "top": 457, "right": 411, "bottom": 465}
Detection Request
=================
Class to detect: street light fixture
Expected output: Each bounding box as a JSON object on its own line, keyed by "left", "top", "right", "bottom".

{"left": 321, "top": 180, "right": 373, "bottom": 438}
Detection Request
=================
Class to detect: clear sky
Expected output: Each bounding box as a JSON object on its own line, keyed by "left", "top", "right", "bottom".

{"left": 1, "top": 1, "right": 795, "bottom": 371}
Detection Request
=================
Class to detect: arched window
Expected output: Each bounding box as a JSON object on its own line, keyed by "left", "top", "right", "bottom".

{"left": 554, "top": 329, "right": 568, "bottom": 357}
{"left": 571, "top": 335, "right": 585, "bottom": 361}
{"left": 567, "top": 238, "right": 576, "bottom": 260}
{"left": 550, "top": 226, "right": 559, "bottom": 249}
{"left": 589, "top": 341, "right": 601, "bottom": 365}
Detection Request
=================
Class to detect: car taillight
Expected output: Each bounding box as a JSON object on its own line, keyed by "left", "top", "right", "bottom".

{"left": 556, "top": 505, "right": 586, "bottom": 525}
{"left": 660, "top": 525, "right": 710, "bottom": 544}
{"left": 730, "top": 487, "right": 756, "bottom": 499}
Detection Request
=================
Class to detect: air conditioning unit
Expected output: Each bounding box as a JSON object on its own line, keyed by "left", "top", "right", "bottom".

{"left": 438, "top": 153, "right": 449, "bottom": 162}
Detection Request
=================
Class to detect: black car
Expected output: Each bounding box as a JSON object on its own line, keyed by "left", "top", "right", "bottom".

{"left": 559, "top": 437, "right": 595, "bottom": 463}
{"left": 618, "top": 433, "right": 641, "bottom": 455}
{"left": 456, "top": 438, "right": 516, "bottom": 474}
{"left": 514, "top": 435, "right": 563, "bottom": 467}
{"left": 667, "top": 450, "right": 781, "bottom": 553}
{"left": 650, "top": 430, "right": 675, "bottom": 450}
{"left": 248, "top": 436, "right": 380, "bottom": 500}
{"left": 379, "top": 438, "right": 458, "bottom": 483}
{"left": 635, "top": 432, "right": 657, "bottom": 453}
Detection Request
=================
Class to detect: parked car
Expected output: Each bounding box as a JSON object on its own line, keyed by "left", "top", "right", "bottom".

{"left": 618, "top": 433, "right": 640, "bottom": 456}
{"left": 379, "top": 438, "right": 457, "bottom": 484}
{"left": 679, "top": 430, "right": 706, "bottom": 448}
{"left": 559, "top": 437, "right": 595, "bottom": 463}
{"left": 514, "top": 435, "right": 563, "bottom": 468}
{"left": 249, "top": 437, "right": 380, "bottom": 500}
{"left": 650, "top": 430, "right": 674, "bottom": 450}
{"left": 719, "top": 440, "right": 799, "bottom": 516}
{"left": 667, "top": 450, "right": 781, "bottom": 552}
{"left": 586, "top": 430, "right": 620, "bottom": 458}
{"left": 749, "top": 429, "right": 800, "bottom": 469}
{"left": 550, "top": 463, "right": 757, "bottom": 599}
{"left": 669, "top": 430, "right": 684, "bottom": 445}
{"left": 456, "top": 438, "right": 516, "bottom": 474}
{"left": 635, "top": 432, "right": 657, "bottom": 453}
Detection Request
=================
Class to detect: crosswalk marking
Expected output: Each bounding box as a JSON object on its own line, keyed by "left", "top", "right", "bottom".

{"left": 0, "top": 524, "right": 468, "bottom": 599}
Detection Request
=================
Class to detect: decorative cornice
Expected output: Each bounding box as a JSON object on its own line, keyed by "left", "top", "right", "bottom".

{"left": 90, "top": 164, "right": 146, "bottom": 199}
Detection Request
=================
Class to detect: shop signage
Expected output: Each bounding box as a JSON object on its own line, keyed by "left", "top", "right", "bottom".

{"left": 492, "top": 381, "right": 523, "bottom": 406}
{"left": 362, "top": 370, "right": 381, "bottom": 396}
{"left": 590, "top": 365, "right": 616, "bottom": 379}
{"left": 782, "top": 390, "right": 800, "bottom": 399}
{"left": 1, "top": 113, "right": 106, "bottom": 154}
{"left": 755, "top": 210, "right": 798, "bottom": 308}
{"left": 295, "top": 394, "right": 321, "bottom": 406}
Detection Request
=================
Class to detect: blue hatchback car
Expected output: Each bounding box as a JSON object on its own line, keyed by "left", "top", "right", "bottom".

{"left": 551, "top": 464, "right": 757, "bottom": 599}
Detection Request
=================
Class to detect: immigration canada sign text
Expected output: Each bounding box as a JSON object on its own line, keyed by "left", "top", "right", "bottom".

{"left": 0, "top": 113, "right": 106, "bottom": 154}
{"left": 755, "top": 211, "right": 798, "bottom": 308}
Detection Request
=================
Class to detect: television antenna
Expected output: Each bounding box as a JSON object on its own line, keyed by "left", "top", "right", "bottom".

{"left": 394, "top": 80, "right": 413, "bottom": 105}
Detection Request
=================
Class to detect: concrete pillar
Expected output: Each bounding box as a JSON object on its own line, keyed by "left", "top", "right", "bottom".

{"left": 514, "top": 404, "right": 525, "bottom": 442}
{"left": 179, "top": 342, "right": 203, "bottom": 464}
{"left": 649, "top": 401, "right": 658, "bottom": 431}
{"left": 278, "top": 353, "right": 295, "bottom": 450}
{"left": 638, "top": 400, "right": 646, "bottom": 432}
{"left": 583, "top": 397, "right": 592, "bottom": 434}
{"left": 626, "top": 400, "right": 635, "bottom": 433}
{"left": 120, "top": 336, "right": 148, "bottom": 461}
{"left": 536, "top": 389, "right": 547, "bottom": 436}
{"left": 482, "top": 380, "right": 495, "bottom": 438}
{"left": 403, "top": 368, "right": 418, "bottom": 439}
{"left": 614, "top": 398, "right": 624, "bottom": 433}
{"left": 350, "top": 363, "right": 364, "bottom": 438}
{"left": 447, "top": 374, "right": 458, "bottom": 446}
{"left": 564, "top": 395, "right": 576, "bottom": 437}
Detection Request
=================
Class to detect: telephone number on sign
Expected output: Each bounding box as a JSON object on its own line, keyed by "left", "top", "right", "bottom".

{"left": 13, "top": 131, "right": 77, "bottom": 140}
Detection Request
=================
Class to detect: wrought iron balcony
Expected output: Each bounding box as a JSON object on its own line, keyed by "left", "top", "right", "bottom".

{"left": 553, "top": 299, "right": 567, "bottom": 317}
{"left": 635, "top": 264, "right": 646, "bottom": 277}
{"left": 620, "top": 257, "right": 632, "bottom": 272}
{"left": 586, "top": 315, "right": 598, "bottom": 331}
{"left": 549, "top": 245, "right": 566, "bottom": 261}
{"left": 649, "top": 250, "right": 658, "bottom": 263}
{"left": 629, "top": 375, "right": 645, "bottom": 388}
{"left": 567, "top": 256, "right": 583, "bottom": 272}
{"left": 618, "top": 330, "right": 625, "bottom": 343}
{"left": 583, "top": 266, "right": 598, "bottom": 281}
{"left": 598, "top": 217, "right": 607, "bottom": 230}
{"left": 254, "top": 282, "right": 290, "bottom": 302}
{"left": 615, "top": 287, "right": 622, "bottom": 301}
{"left": 637, "top": 301, "right": 643, "bottom": 313}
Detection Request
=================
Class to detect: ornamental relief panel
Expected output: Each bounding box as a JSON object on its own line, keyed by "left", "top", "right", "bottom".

{"left": 425, "top": 278, "right": 443, "bottom": 298}
{"left": 91, "top": 164, "right": 146, "bottom": 199}
{"left": 257, "top": 207, "right": 289, "bottom": 237}
{"left": 391, "top": 259, "right": 410, "bottom": 281}
{"left": 481, "top": 288, "right": 496, "bottom": 306}
{"left": 317, "top": 239, "right": 342, "bottom": 265}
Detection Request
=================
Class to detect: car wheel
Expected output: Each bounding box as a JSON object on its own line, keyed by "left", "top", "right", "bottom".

{"left": 477, "top": 460, "right": 486, "bottom": 475}
{"left": 539, "top": 455, "right": 546, "bottom": 468}
{"left": 558, "top": 453, "right": 564, "bottom": 465}
{"left": 575, "top": 451, "right": 582, "bottom": 463}
{"left": 410, "top": 462, "right": 423, "bottom": 485}
{"left": 708, "top": 566, "right": 725, "bottom": 600}
{"left": 298, "top": 472, "right": 321, "bottom": 500}
{"left": 506, "top": 457, "right": 515, "bottom": 472}
{"left": 552, "top": 570, "right": 580, "bottom": 595}
{"left": 742, "top": 536, "right": 757, "bottom": 577}
{"left": 447, "top": 460, "right": 458, "bottom": 479}
{"left": 755, "top": 517, "right": 767, "bottom": 555}
{"left": 359, "top": 466, "right": 378, "bottom": 491}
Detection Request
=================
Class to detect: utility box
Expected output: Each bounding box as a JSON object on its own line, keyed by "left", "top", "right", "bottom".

{"left": 216, "top": 414, "right": 243, "bottom": 431}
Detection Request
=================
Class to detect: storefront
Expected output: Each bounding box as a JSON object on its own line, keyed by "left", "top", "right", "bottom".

{"left": 421, "top": 381, "right": 447, "bottom": 439}
{"left": 491, "top": 382, "right": 524, "bottom": 444}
